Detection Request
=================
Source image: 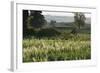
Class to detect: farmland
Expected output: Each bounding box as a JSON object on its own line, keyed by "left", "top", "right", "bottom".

{"left": 22, "top": 10, "right": 91, "bottom": 62}
{"left": 23, "top": 28, "right": 91, "bottom": 62}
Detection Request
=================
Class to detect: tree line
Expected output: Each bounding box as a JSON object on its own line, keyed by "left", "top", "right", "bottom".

{"left": 23, "top": 10, "right": 86, "bottom": 35}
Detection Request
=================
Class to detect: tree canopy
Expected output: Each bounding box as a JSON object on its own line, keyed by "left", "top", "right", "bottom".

{"left": 30, "top": 10, "right": 46, "bottom": 29}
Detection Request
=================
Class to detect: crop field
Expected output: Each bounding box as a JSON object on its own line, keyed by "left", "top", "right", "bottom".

{"left": 23, "top": 33, "right": 91, "bottom": 62}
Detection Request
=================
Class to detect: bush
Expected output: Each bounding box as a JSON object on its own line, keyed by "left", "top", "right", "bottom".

{"left": 23, "top": 28, "right": 36, "bottom": 38}
{"left": 35, "top": 28, "right": 61, "bottom": 38}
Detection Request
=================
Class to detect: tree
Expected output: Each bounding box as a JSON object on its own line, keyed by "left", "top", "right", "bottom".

{"left": 23, "top": 10, "right": 29, "bottom": 30}
{"left": 74, "top": 12, "right": 86, "bottom": 29}
{"left": 50, "top": 20, "right": 56, "bottom": 27}
{"left": 30, "top": 10, "right": 46, "bottom": 29}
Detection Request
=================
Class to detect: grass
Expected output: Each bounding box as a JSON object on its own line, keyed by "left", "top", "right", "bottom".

{"left": 23, "top": 33, "right": 91, "bottom": 62}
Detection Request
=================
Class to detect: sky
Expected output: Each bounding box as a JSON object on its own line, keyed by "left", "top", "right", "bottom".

{"left": 42, "top": 11, "right": 91, "bottom": 23}
{"left": 42, "top": 11, "right": 91, "bottom": 18}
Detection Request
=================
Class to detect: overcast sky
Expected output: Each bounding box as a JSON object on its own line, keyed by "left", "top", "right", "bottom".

{"left": 42, "top": 11, "right": 91, "bottom": 18}
{"left": 42, "top": 11, "right": 91, "bottom": 23}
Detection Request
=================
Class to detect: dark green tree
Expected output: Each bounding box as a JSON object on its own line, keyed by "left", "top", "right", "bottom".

{"left": 74, "top": 12, "right": 86, "bottom": 29}
{"left": 23, "top": 10, "right": 29, "bottom": 30}
{"left": 30, "top": 10, "right": 46, "bottom": 29}
{"left": 23, "top": 10, "right": 29, "bottom": 37}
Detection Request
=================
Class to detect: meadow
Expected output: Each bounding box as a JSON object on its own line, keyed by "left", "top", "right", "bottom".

{"left": 23, "top": 28, "right": 91, "bottom": 62}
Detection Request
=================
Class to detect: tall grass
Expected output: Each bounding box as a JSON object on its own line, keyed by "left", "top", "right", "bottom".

{"left": 23, "top": 34, "right": 91, "bottom": 62}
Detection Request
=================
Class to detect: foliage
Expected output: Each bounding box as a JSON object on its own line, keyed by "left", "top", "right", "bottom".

{"left": 23, "top": 28, "right": 35, "bottom": 38}
{"left": 23, "top": 28, "right": 61, "bottom": 38}
{"left": 74, "top": 12, "right": 86, "bottom": 29}
{"left": 35, "top": 28, "right": 61, "bottom": 38}
{"left": 30, "top": 10, "right": 47, "bottom": 29}
{"left": 23, "top": 10, "right": 29, "bottom": 30}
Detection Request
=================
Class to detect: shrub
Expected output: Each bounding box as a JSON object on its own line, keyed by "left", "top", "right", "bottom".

{"left": 23, "top": 28, "right": 36, "bottom": 38}
{"left": 35, "top": 28, "right": 61, "bottom": 38}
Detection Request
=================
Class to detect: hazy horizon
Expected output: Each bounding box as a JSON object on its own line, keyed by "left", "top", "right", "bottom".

{"left": 44, "top": 15, "right": 91, "bottom": 24}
